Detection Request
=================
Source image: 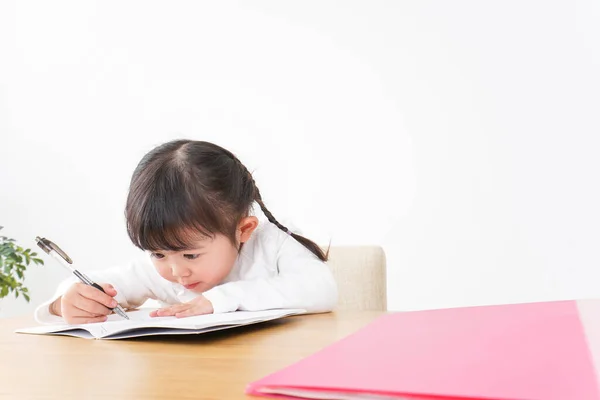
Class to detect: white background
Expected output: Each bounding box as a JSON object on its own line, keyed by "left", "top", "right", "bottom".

{"left": 1, "top": 0, "right": 599, "bottom": 318}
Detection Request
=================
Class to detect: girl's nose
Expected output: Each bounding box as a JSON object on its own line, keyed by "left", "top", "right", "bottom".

{"left": 170, "top": 262, "right": 192, "bottom": 278}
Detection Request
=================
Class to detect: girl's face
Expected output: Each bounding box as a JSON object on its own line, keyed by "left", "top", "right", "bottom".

{"left": 149, "top": 217, "right": 258, "bottom": 293}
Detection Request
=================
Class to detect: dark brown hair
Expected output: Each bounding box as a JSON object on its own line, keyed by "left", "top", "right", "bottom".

{"left": 125, "top": 140, "right": 328, "bottom": 261}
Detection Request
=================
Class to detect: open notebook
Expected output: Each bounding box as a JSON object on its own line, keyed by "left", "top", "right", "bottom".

{"left": 16, "top": 308, "right": 304, "bottom": 340}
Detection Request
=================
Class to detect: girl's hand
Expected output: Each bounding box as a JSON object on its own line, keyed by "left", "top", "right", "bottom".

{"left": 52, "top": 282, "right": 118, "bottom": 324}
{"left": 149, "top": 295, "right": 214, "bottom": 318}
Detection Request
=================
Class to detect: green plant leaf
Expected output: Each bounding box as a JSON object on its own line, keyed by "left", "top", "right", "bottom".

{"left": 0, "top": 232, "right": 32, "bottom": 302}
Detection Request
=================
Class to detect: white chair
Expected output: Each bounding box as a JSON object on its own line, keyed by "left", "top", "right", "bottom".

{"left": 326, "top": 246, "right": 387, "bottom": 311}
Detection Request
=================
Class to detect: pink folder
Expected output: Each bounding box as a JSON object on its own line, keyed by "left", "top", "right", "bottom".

{"left": 247, "top": 300, "right": 600, "bottom": 399}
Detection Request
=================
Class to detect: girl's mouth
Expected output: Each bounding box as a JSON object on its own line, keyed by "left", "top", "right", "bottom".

{"left": 183, "top": 282, "right": 200, "bottom": 290}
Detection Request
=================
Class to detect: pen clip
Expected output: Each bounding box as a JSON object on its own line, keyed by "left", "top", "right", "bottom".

{"left": 35, "top": 237, "right": 73, "bottom": 264}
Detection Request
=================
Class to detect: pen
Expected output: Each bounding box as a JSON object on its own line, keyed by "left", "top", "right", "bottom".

{"left": 35, "top": 236, "right": 129, "bottom": 320}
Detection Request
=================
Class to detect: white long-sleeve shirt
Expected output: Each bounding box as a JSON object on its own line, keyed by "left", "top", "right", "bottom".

{"left": 34, "top": 223, "right": 338, "bottom": 324}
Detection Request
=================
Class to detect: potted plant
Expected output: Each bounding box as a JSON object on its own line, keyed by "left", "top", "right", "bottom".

{"left": 0, "top": 226, "right": 44, "bottom": 303}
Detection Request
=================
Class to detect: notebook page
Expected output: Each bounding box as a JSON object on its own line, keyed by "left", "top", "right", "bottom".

{"left": 16, "top": 308, "right": 305, "bottom": 339}
{"left": 94, "top": 309, "right": 304, "bottom": 338}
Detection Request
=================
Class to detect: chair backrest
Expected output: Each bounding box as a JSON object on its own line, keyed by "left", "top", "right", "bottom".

{"left": 325, "top": 246, "right": 387, "bottom": 311}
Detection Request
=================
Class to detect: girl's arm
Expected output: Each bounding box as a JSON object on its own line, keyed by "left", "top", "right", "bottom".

{"left": 34, "top": 254, "right": 159, "bottom": 324}
{"left": 202, "top": 236, "right": 338, "bottom": 314}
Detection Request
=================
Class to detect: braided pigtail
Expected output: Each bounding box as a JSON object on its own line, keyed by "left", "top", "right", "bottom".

{"left": 229, "top": 155, "right": 328, "bottom": 262}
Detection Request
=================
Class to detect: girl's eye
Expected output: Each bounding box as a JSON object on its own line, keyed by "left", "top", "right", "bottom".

{"left": 151, "top": 253, "right": 165, "bottom": 259}
{"left": 183, "top": 254, "right": 201, "bottom": 260}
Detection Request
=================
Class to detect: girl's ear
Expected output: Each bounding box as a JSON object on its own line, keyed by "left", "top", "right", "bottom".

{"left": 237, "top": 216, "right": 259, "bottom": 243}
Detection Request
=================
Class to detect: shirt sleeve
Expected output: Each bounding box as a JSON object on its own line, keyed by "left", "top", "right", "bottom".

{"left": 202, "top": 235, "right": 338, "bottom": 314}
{"left": 34, "top": 254, "right": 158, "bottom": 324}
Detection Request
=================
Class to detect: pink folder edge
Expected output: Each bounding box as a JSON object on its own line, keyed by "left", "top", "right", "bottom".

{"left": 246, "top": 300, "right": 600, "bottom": 400}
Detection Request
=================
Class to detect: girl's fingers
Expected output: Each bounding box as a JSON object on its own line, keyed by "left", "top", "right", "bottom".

{"left": 65, "top": 303, "right": 106, "bottom": 319}
{"left": 175, "top": 305, "right": 211, "bottom": 318}
{"left": 155, "top": 307, "right": 173, "bottom": 316}
{"left": 99, "top": 283, "right": 117, "bottom": 297}
{"left": 149, "top": 308, "right": 177, "bottom": 317}
{"left": 77, "top": 284, "right": 118, "bottom": 309}
{"left": 72, "top": 296, "right": 113, "bottom": 316}
{"left": 155, "top": 304, "right": 190, "bottom": 316}
{"left": 175, "top": 309, "right": 197, "bottom": 318}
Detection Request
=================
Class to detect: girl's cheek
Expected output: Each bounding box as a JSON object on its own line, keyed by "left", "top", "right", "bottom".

{"left": 155, "top": 264, "right": 174, "bottom": 280}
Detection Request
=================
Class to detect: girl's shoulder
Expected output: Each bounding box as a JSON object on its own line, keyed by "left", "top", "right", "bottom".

{"left": 240, "top": 221, "right": 327, "bottom": 273}
{"left": 250, "top": 220, "right": 292, "bottom": 249}
{"left": 243, "top": 220, "right": 299, "bottom": 261}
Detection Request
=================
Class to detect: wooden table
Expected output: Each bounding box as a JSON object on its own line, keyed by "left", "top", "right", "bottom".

{"left": 0, "top": 311, "right": 384, "bottom": 400}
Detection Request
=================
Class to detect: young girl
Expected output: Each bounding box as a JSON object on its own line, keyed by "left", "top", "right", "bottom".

{"left": 35, "top": 140, "right": 337, "bottom": 324}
